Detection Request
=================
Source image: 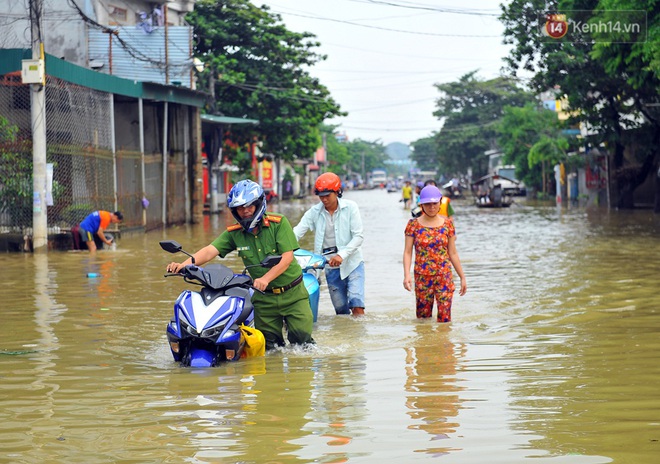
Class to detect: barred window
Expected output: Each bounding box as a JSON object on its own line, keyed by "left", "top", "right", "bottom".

{"left": 109, "top": 5, "right": 127, "bottom": 22}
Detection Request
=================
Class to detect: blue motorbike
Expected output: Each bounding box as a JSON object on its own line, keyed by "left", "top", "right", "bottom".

{"left": 293, "top": 248, "right": 329, "bottom": 323}
{"left": 161, "top": 240, "right": 327, "bottom": 367}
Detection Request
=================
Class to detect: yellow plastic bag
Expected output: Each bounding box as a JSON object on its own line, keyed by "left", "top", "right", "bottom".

{"left": 240, "top": 324, "right": 265, "bottom": 358}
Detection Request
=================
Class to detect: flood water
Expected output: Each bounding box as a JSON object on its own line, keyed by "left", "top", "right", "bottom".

{"left": 1, "top": 189, "right": 659, "bottom": 463}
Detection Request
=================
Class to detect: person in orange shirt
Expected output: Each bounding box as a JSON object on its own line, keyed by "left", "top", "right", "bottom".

{"left": 79, "top": 210, "right": 123, "bottom": 252}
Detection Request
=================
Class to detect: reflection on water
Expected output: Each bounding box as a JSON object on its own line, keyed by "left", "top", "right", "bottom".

{"left": 0, "top": 191, "right": 659, "bottom": 462}
{"left": 404, "top": 324, "right": 464, "bottom": 457}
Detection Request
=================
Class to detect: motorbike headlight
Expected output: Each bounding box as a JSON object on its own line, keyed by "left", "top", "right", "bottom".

{"left": 179, "top": 317, "right": 194, "bottom": 335}
{"left": 200, "top": 325, "right": 225, "bottom": 339}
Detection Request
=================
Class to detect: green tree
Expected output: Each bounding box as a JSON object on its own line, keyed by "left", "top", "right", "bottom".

{"left": 590, "top": 0, "right": 660, "bottom": 211}
{"left": 410, "top": 136, "right": 439, "bottom": 172}
{"left": 500, "top": 0, "right": 660, "bottom": 210}
{"left": 431, "top": 72, "right": 533, "bottom": 178}
{"left": 0, "top": 117, "right": 31, "bottom": 226}
{"left": 318, "top": 130, "right": 388, "bottom": 179}
{"left": 320, "top": 124, "right": 349, "bottom": 174}
{"left": 0, "top": 117, "right": 65, "bottom": 227}
{"left": 346, "top": 139, "right": 388, "bottom": 179}
{"left": 187, "top": 0, "right": 344, "bottom": 162}
{"left": 0, "top": 115, "right": 17, "bottom": 141}
{"left": 497, "top": 103, "right": 571, "bottom": 194}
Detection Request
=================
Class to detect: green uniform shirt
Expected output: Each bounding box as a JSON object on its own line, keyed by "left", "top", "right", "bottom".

{"left": 211, "top": 213, "right": 303, "bottom": 288}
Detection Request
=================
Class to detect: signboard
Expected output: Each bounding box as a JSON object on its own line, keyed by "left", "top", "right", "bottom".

{"left": 262, "top": 160, "right": 273, "bottom": 189}
{"left": 315, "top": 147, "right": 326, "bottom": 164}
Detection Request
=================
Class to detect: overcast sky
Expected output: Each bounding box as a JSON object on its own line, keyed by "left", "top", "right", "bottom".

{"left": 252, "top": 0, "right": 513, "bottom": 146}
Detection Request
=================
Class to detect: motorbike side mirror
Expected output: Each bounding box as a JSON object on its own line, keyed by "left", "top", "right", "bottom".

{"left": 160, "top": 240, "right": 182, "bottom": 253}
{"left": 243, "top": 255, "right": 282, "bottom": 274}
{"left": 260, "top": 255, "right": 282, "bottom": 268}
{"left": 160, "top": 240, "right": 196, "bottom": 265}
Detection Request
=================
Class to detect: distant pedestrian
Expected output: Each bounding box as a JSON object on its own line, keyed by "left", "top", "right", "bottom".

{"left": 403, "top": 186, "right": 466, "bottom": 322}
{"left": 414, "top": 181, "right": 424, "bottom": 203}
{"left": 294, "top": 172, "right": 366, "bottom": 316}
{"left": 412, "top": 180, "right": 454, "bottom": 218}
{"left": 410, "top": 181, "right": 425, "bottom": 218}
{"left": 401, "top": 181, "right": 413, "bottom": 209}
{"left": 79, "top": 210, "right": 123, "bottom": 252}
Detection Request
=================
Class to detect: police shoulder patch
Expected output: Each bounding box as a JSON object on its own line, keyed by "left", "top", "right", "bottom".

{"left": 227, "top": 223, "right": 242, "bottom": 231}
{"left": 265, "top": 214, "right": 282, "bottom": 223}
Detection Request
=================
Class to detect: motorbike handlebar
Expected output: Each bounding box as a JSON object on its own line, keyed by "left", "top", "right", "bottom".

{"left": 250, "top": 286, "right": 266, "bottom": 295}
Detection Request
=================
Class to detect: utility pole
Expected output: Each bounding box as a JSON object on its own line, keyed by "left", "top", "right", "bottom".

{"left": 361, "top": 151, "right": 365, "bottom": 182}
{"left": 30, "top": 0, "right": 48, "bottom": 252}
{"left": 164, "top": 4, "right": 169, "bottom": 84}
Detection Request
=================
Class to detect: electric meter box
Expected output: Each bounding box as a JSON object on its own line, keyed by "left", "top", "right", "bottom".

{"left": 21, "top": 59, "right": 45, "bottom": 84}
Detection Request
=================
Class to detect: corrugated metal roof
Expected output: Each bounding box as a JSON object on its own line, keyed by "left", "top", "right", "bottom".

{"left": 0, "top": 49, "right": 29, "bottom": 74}
{"left": 201, "top": 114, "right": 259, "bottom": 125}
{"left": 0, "top": 49, "right": 208, "bottom": 108}
{"left": 88, "top": 26, "right": 193, "bottom": 87}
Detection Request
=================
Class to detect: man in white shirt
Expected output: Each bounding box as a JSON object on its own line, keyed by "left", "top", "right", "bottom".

{"left": 293, "top": 172, "right": 365, "bottom": 316}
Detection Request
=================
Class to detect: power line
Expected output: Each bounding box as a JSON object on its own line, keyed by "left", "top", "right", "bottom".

{"left": 224, "top": 83, "right": 336, "bottom": 105}
{"left": 315, "top": 67, "right": 475, "bottom": 74}
{"left": 359, "top": 0, "right": 499, "bottom": 16}
{"left": 269, "top": 9, "right": 499, "bottom": 38}
{"left": 349, "top": 97, "right": 432, "bottom": 112}
{"left": 322, "top": 40, "right": 497, "bottom": 62}
{"left": 340, "top": 119, "right": 501, "bottom": 133}
{"left": 331, "top": 77, "right": 442, "bottom": 91}
{"left": 341, "top": 125, "right": 440, "bottom": 131}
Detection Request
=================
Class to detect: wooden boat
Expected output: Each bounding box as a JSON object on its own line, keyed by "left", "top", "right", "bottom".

{"left": 471, "top": 173, "right": 517, "bottom": 208}
{"left": 475, "top": 196, "right": 513, "bottom": 208}
{"left": 441, "top": 178, "right": 466, "bottom": 199}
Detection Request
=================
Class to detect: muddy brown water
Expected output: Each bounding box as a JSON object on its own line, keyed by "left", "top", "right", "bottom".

{"left": 1, "top": 189, "right": 659, "bottom": 463}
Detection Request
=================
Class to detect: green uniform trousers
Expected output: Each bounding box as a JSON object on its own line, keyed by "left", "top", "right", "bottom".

{"left": 251, "top": 279, "right": 314, "bottom": 350}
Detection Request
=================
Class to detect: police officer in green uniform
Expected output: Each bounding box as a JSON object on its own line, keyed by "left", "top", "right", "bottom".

{"left": 165, "top": 180, "right": 314, "bottom": 350}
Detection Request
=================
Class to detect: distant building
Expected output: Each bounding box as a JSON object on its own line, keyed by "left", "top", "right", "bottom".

{"left": 0, "top": 0, "right": 213, "bottom": 238}
{"left": 0, "top": 0, "right": 197, "bottom": 87}
{"left": 335, "top": 131, "right": 349, "bottom": 143}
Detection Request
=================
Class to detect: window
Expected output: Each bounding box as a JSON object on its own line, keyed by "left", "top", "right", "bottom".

{"left": 109, "top": 5, "right": 127, "bottom": 22}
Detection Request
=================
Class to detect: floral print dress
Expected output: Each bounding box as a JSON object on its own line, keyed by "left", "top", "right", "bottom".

{"left": 404, "top": 217, "right": 456, "bottom": 322}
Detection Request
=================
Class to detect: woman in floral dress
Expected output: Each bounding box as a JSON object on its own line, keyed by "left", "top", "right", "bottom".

{"left": 403, "top": 185, "right": 467, "bottom": 322}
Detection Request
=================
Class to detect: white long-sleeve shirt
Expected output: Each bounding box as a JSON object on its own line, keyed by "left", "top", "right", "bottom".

{"left": 293, "top": 198, "right": 364, "bottom": 280}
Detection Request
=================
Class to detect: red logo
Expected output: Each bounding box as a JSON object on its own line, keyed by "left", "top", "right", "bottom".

{"left": 545, "top": 14, "right": 568, "bottom": 39}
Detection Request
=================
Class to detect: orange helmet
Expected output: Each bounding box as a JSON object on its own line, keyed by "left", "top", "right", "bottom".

{"left": 314, "top": 172, "right": 343, "bottom": 197}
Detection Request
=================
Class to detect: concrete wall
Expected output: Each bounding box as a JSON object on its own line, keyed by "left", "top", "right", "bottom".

{"left": 0, "top": 0, "right": 85, "bottom": 63}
